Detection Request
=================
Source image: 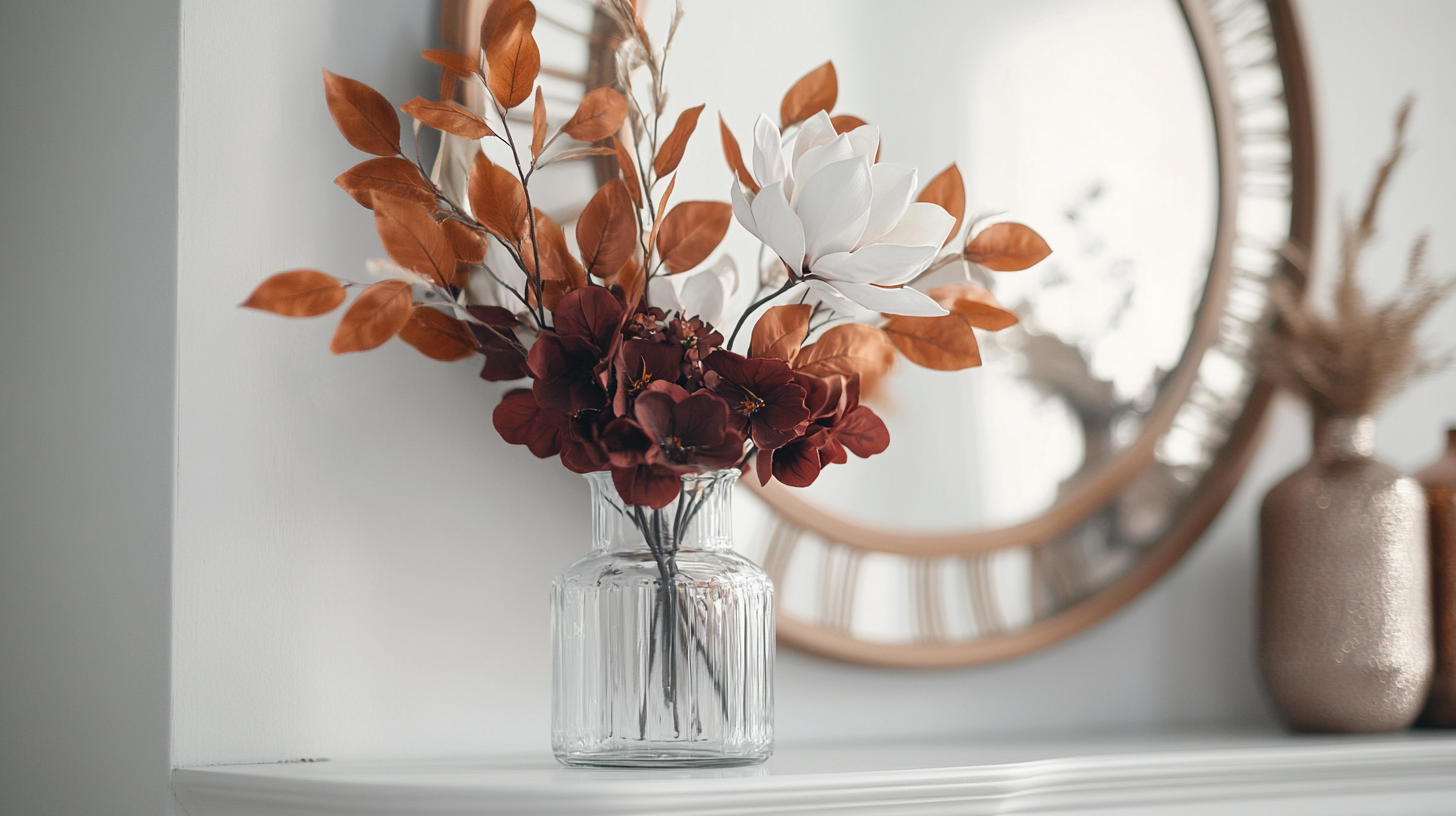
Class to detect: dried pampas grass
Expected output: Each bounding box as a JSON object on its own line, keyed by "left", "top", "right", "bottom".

{"left": 1266, "top": 99, "right": 1454, "bottom": 417}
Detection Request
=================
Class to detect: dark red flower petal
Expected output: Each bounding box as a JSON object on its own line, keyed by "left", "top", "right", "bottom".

{"left": 552, "top": 285, "right": 625, "bottom": 349}
{"left": 492, "top": 389, "right": 564, "bottom": 458}
{"left": 770, "top": 430, "right": 829, "bottom": 487}
{"left": 632, "top": 389, "right": 677, "bottom": 445}
{"left": 611, "top": 463, "right": 682, "bottom": 509}
{"left": 833, "top": 405, "right": 890, "bottom": 458}
{"left": 602, "top": 417, "right": 655, "bottom": 468}
{"left": 672, "top": 391, "right": 730, "bottom": 449}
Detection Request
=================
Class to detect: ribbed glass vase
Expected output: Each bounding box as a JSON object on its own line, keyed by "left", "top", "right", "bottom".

{"left": 551, "top": 469, "right": 774, "bottom": 767}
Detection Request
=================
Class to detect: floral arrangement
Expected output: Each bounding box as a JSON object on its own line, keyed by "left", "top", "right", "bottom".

{"left": 242, "top": 0, "right": 1049, "bottom": 511}
{"left": 1266, "top": 99, "right": 1453, "bottom": 417}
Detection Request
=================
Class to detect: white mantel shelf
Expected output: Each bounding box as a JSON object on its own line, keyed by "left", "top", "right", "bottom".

{"left": 172, "top": 728, "right": 1456, "bottom": 816}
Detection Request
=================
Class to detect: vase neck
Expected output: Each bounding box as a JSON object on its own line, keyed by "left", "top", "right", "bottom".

{"left": 1313, "top": 414, "right": 1375, "bottom": 463}
{"left": 586, "top": 469, "right": 738, "bottom": 554}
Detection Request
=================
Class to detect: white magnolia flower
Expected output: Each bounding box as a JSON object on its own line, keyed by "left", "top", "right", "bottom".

{"left": 648, "top": 255, "right": 739, "bottom": 325}
{"left": 731, "top": 111, "right": 953, "bottom": 317}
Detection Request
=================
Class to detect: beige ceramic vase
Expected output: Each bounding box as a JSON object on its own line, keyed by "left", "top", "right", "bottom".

{"left": 1259, "top": 414, "right": 1433, "bottom": 732}
{"left": 1416, "top": 428, "right": 1456, "bottom": 726}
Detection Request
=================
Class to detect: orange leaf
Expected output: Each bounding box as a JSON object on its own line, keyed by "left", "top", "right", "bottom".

{"left": 654, "top": 104, "right": 704, "bottom": 177}
{"left": 614, "top": 136, "right": 643, "bottom": 208}
{"left": 401, "top": 97, "right": 493, "bottom": 140}
{"left": 529, "top": 209, "right": 587, "bottom": 310}
{"left": 749, "top": 304, "right": 812, "bottom": 362}
{"left": 562, "top": 87, "right": 628, "bottom": 143}
{"left": 780, "top": 62, "right": 837, "bottom": 128}
{"left": 930, "top": 283, "right": 1019, "bottom": 330}
{"left": 399, "top": 305, "right": 478, "bottom": 361}
{"left": 830, "top": 114, "right": 867, "bottom": 134}
{"left": 372, "top": 193, "right": 455, "bottom": 286}
{"left": 646, "top": 174, "right": 676, "bottom": 258}
{"left": 442, "top": 220, "right": 485, "bottom": 263}
{"left": 334, "top": 157, "right": 436, "bottom": 210}
{"left": 917, "top": 164, "right": 965, "bottom": 248}
{"left": 330, "top": 279, "right": 413, "bottom": 354}
{"left": 242, "top": 270, "right": 346, "bottom": 317}
{"left": 323, "top": 69, "right": 401, "bottom": 157}
{"left": 442, "top": 220, "right": 485, "bottom": 288}
{"left": 965, "top": 222, "right": 1051, "bottom": 271}
{"left": 656, "top": 201, "right": 731, "bottom": 274}
{"left": 576, "top": 179, "right": 638, "bottom": 279}
{"left": 881, "top": 313, "right": 980, "bottom": 371}
{"left": 530, "top": 87, "right": 547, "bottom": 160}
{"left": 719, "top": 114, "right": 759, "bottom": 193}
{"left": 421, "top": 48, "right": 479, "bottom": 79}
{"left": 793, "top": 323, "right": 895, "bottom": 384}
{"left": 880, "top": 285, "right": 1017, "bottom": 371}
{"left": 617, "top": 259, "right": 646, "bottom": 309}
{"left": 467, "top": 152, "right": 528, "bottom": 245}
{"left": 483, "top": 0, "right": 539, "bottom": 110}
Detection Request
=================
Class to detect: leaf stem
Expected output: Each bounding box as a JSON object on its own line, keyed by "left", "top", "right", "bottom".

{"left": 727, "top": 277, "right": 798, "bottom": 351}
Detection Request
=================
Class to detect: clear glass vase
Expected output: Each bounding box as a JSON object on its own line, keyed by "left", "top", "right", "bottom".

{"left": 551, "top": 468, "right": 774, "bottom": 767}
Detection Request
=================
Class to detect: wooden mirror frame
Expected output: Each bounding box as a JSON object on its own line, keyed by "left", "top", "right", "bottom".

{"left": 442, "top": 0, "right": 1316, "bottom": 667}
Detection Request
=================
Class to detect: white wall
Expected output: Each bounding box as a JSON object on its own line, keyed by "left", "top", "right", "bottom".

{"left": 166, "top": 0, "right": 1456, "bottom": 768}
{"left": 5, "top": 1, "right": 1453, "bottom": 805}
{"left": 0, "top": 2, "right": 179, "bottom": 814}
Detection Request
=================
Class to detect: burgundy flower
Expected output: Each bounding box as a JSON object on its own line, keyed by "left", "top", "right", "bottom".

{"left": 634, "top": 385, "right": 744, "bottom": 472}
{"left": 665, "top": 316, "right": 723, "bottom": 362}
{"left": 528, "top": 332, "right": 606, "bottom": 415}
{"left": 553, "top": 286, "right": 625, "bottom": 351}
{"left": 702, "top": 351, "right": 809, "bottom": 450}
{"left": 560, "top": 414, "right": 610, "bottom": 474}
{"left": 754, "top": 373, "right": 888, "bottom": 487}
{"left": 609, "top": 384, "right": 745, "bottom": 508}
{"left": 493, "top": 388, "right": 566, "bottom": 459}
{"left": 468, "top": 305, "right": 529, "bottom": 382}
{"left": 612, "top": 338, "right": 683, "bottom": 416}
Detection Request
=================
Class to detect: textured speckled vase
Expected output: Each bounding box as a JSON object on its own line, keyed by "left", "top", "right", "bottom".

{"left": 1417, "top": 428, "right": 1456, "bottom": 727}
{"left": 1259, "top": 414, "right": 1433, "bottom": 732}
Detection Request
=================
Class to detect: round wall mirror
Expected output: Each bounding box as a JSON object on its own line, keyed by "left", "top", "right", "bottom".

{"left": 442, "top": 0, "right": 1315, "bottom": 666}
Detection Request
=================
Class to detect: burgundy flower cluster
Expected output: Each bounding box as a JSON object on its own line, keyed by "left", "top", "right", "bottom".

{"left": 492, "top": 286, "right": 890, "bottom": 508}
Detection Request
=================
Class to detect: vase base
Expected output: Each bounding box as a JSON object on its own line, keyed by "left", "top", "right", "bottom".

{"left": 554, "top": 747, "right": 772, "bottom": 768}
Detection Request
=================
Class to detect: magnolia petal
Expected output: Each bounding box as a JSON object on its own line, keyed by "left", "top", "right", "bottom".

{"left": 752, "top": 114, "right": 787, "bottom": 190}
{"left": 796, "top": 156, "right": 873, "bottom": 265}
{"left": 789, "top": 133, "right": 854, "bottom": 209}
{"left": 648, "top": 276, "right": 684, "bottom": 315}
{"left": 679, "top": 258, "right": 731, "bottom": 324}
{"left": 791, "top": 111, "right": 838, "bottom": 175}
{"left": 857, "top": 162, "right": 918, "bottom": 249}
{"left": 731, "top": 180, "right": 762, "bottom": 242}
{"left": 846, "top": 123, "right": 880, "bottom": 162}
{"left": 878, "top": 201, "right": 956, "bottom": 249}
{"left": 828, "top": 280, "right": 948, "bottom": 316}
{"left": 803, "top": 278, "right": 867, "bottom": 316}
{"left": 750, "top": 181, "right": 807, "bottom": 273}
{"left": 812, "top": 242, "right": 939, "bottom": 287}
